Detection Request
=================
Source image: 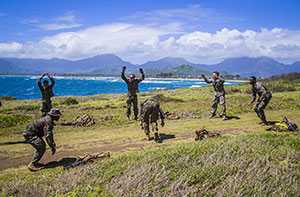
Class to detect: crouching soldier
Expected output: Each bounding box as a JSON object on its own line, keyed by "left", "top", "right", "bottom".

{"left": 139, "top": 98, "right": 165, "bottom": 142}
{"left": 37, "top": 73, "right": 55, "bottom": 116}
{"left": 23, "top": 108, "right": 62, "bottom": 171}
{"left": 249, "top": 76, "right": 272, "bottom": 125}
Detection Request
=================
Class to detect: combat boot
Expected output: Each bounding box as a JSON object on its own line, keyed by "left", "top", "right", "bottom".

{"left": 209, "top": 114, "right": 216, "bottom": 119}
{"left": 146, "top": 133, "right": 151, "bottom": 141}
{"left": 28, "top": 162, "right": 41, "bottom": 172}
{"left": 154, "top": 132, "right": 159, "bottom": 142}
{"left": 195, "top": 131, "right": 200, "bottom": 141}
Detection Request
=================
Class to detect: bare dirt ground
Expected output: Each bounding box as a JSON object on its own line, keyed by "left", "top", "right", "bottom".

{"left": 0, "top": 128, "right": 251, "bottom": 171}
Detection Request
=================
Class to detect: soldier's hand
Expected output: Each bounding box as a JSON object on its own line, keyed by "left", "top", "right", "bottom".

{"left": 161, "top": 121, "right": 165, "bottom": 127}
{"left": 139, "top": 68, "right": 144, "bottom": 73}
{"left": 122, "top": 66, "right": 126, "bottom": 71}
{"left": 42, "top": 72, "right": 46, "bottom": 77}
{"left": 201, "top": 73, "right": 205, "bottom": 78}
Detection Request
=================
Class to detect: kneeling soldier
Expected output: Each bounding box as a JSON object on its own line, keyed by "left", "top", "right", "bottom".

{"left": 139, "top": 98, "right": 165, "bottom": 142}
{"left": 23, "top": 108, "right": 62, "bottom": 171}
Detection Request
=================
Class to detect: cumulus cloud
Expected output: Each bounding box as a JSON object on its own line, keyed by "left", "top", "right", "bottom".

{"left": 0, "top": 23, "right": 300, "bottom": 64}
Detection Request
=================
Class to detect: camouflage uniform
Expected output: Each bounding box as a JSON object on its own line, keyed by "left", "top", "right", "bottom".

{"left": 139, "top": 98, "right": 165, "bottom": 141}
{"left": 121, "top": 71, "right": 145, "bottom": 119}
{"left": 37, "top": 77, "right": 55, "bottom": 116}
{"left": 23, "top": 114, "right": 56, "bottom": 166}
{"left": 251, "top": 81, "right": 272, "bottom": 123}
{"left": 204, "top": 78, "right": 226, "bottom": 116}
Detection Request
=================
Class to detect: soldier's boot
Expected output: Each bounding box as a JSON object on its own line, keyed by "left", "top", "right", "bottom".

{"left": 195, "top": 131, "right": 200, "bottom": 141}
{"left": 127, "top": 114, "right": 131, "bottom": 120}
{"left": 222, "top": 115, "right": 227, "bottom": 121}
{"left": 146, "top": 133, "right": 151, "bottom": 141}
{"left": 209, "top": 113, "right": 216, "bottom": 119}
{"left": 134, "top": 116, "right": 138, "bottom": 121}
{"left": 154, "top": 132, "right": 159, "bottom": 142}
{"left": 28, "top": 162, "right": 41, "bottom": 172}
{"left": 35, "top": 163, "right": 45, "bottom": 168}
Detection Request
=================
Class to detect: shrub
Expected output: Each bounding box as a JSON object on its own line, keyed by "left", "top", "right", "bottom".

{"left": 0, "top": 96, "right": 17, "bottom": 100}
{"left": 0, "top": 114, "right": 29, "bottom": 128}
{"left": 16, "top": 104, "right": 40, "bottom": 111}
{"left": 61, "top": 97, "right": 79, "bottom": 106}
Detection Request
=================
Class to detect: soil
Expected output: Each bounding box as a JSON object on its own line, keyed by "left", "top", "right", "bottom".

{"left": 0, "top": 129, "right": 250, "bottom": 171}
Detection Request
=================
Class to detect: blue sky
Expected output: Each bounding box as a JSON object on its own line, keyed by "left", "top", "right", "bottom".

{"left": 0, "top": 0, "right": 300, "bottom": 64}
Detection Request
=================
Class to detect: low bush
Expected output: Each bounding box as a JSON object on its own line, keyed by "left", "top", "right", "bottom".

{"left": 0, "top": 96, "right": 17, "bottom": 100}
{"left": 61, "top": 97, "right": 79, "bottom": 106}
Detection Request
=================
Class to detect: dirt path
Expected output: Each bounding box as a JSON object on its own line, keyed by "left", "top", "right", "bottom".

{"left": 0, "top": 128, "right": 251, "bottom": 171}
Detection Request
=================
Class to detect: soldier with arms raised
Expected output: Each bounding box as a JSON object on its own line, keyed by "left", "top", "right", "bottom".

{"left": 249, "top": 76, "right": 272, "bottom": 125}
{"left": 37, "top": 73, "right": 55, "bottom": 116}
{"left": 202, "top": 72, "right": 227, "bottom": 120}
{"left": 23, "top": 108, "right": 62, "bottom": 171}
{"left": 121, "top": 66, "right": 145, "bottom": 120}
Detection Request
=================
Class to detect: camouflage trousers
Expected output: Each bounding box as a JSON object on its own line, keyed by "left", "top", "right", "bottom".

{"left": 211, "top": 95, "right": 226, "bottom": 116}
{"left": 24, "top": 135, "right": 46, "bottom": 164}
{"left": 41, "top": 100, "right": 52, "bottom": 117}
{"left": 142, "top": 120, "right": 158, "bottom": 135}
{"left": 254, "top": 95, "right": 272, "bottom": 122}
{"left": 126, "top": 95, "right": 138, "bottom": 118}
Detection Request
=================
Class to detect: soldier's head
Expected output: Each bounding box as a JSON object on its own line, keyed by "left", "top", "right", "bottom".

{"left": 249, "top": 76, "right": 256, "bottom": 84}
{"left": 212, "top": 71, "right": 219, "bottom": 79}
{"left": 43, "top": 80, "right": 49, "bottom": 88}
{"left": 129, "top": 74, "right": 135, "bottom": 82}
{"left": 47, "top": 108, "right": 62, "bottom": 121}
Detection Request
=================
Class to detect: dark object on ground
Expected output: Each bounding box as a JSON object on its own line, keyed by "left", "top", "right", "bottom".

{"left": 195, "top": 125, "right": 220, "bottom": 141}
{"left": 164, "top": 111, "right": 180, "bottom": 120}
{"left": 64, "top": 152, "right": 110, "bottom": 170}
{"left": 266, "top": 116, "right": 299, "bottom": 133}
{"left": 60, "top": 114, "right": 113, "bottom": 127}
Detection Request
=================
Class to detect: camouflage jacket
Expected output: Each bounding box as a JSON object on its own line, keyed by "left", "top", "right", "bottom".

{"left": 23, "top": 115, "right": 55, "bottom": 146}
{"left": 251, "top": 81, "right": 272, "bottom": 103}
{"left": 204, "top": 78, "right": 225, "bottom": 96}
{"left": 140, "top": 98, "right": 165, "bottom": 120}
{"left": 121, "top": 71, "right": 145, "bottom": 96}
{"left": 37, "top": 77, "right": 55, "bottom": 102}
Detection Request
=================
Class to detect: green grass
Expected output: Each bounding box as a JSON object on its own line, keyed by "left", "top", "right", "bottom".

{"left": 0, "top": 77, "right": 300, "bottom": 196}
{"left": 1, "top": 133, "right": 299, "bottom": 196}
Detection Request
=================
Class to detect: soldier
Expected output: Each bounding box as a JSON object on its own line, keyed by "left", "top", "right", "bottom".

{"left": 202, "top": 72, "right": 227, "bottom": 120}
{"left": 37, "top": 73, "right": 55, "bottom": 116}
{"left": 249, "top": 76, "right": 272, "bottom": 125}
{"left": 139, "top": 98, "right": 165, "bottom": 142}
{"left": 23, "top": 108, "right": 62, "bottom": 171}
{"left": 121, "top": 66, "right": 145, "bottom": 120}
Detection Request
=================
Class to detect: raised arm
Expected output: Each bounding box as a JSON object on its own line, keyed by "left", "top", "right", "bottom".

{"left": 137, "top": 68, "right": 145, "bottom": 82}
{"left": 37, "top": 73, "right": 46, "bottom": 90}
{"left": 47, "top": 73, "right": 55, "bottom": 88}
{"left": 201, "top": 73, "right": 212, "bottom": 83}
{"left": 121, "top": 66, "right": 129, "bottom": 83}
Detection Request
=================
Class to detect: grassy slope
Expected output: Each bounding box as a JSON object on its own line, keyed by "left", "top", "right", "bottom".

{"left": 0, "top": 78, "right": 300, "bottom": 196}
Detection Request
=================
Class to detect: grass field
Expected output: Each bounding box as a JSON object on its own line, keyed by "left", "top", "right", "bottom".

{"left": 0, "top": 75, "right": 300, "bottom": 196}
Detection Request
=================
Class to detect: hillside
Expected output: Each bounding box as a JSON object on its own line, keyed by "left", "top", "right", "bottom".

{"left": 1, "top": 55, "right": 299, "bottom": 77}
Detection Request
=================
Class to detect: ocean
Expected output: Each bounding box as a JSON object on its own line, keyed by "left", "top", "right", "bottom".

{"left": 0, "top": 76, "right": 243, "bottom": 100}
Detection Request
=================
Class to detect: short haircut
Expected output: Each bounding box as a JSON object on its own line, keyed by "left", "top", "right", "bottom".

{"left": 213, "top": 71, "right": 219, "bottom": 76}
{"left": 43, "top": 80, "right": 49, "bottom": 84}
{"left": 250, "top": 76, "right": 256, "bottom": 81}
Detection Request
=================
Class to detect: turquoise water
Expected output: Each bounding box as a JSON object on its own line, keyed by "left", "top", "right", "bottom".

{"left": 0, "top": 76, "right": 243, "bottom": 100}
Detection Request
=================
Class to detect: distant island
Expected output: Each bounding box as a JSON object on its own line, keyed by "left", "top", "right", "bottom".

{"left": 1, "top": 54, "right": 299, "bottom": 78}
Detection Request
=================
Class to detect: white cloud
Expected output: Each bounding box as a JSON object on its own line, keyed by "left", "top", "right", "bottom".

{"left": 22, "top": 11, "right": 82, "bottom": 31}
{"left": 1, "top": 23, "right": 300, "bottom": 64}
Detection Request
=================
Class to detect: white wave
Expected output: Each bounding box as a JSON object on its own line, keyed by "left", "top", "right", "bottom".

{"left": 190, "top": 85, "right": 203, "bottom": 88}
{"left": 142, "top": 80, "right": 172, "bottom": 84}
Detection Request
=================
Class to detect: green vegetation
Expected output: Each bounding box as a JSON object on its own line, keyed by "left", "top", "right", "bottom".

{"left": 0, "top": 114, "right": 29, "bottom": 128}
{"left": 0, "top": 73, "right": 300, "bottom": 196}
{"left": 60, "top": 97, "right": 79, "bottom": 106}
{"left": 0, "top": 95, "right": 17, "bottom": 100}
